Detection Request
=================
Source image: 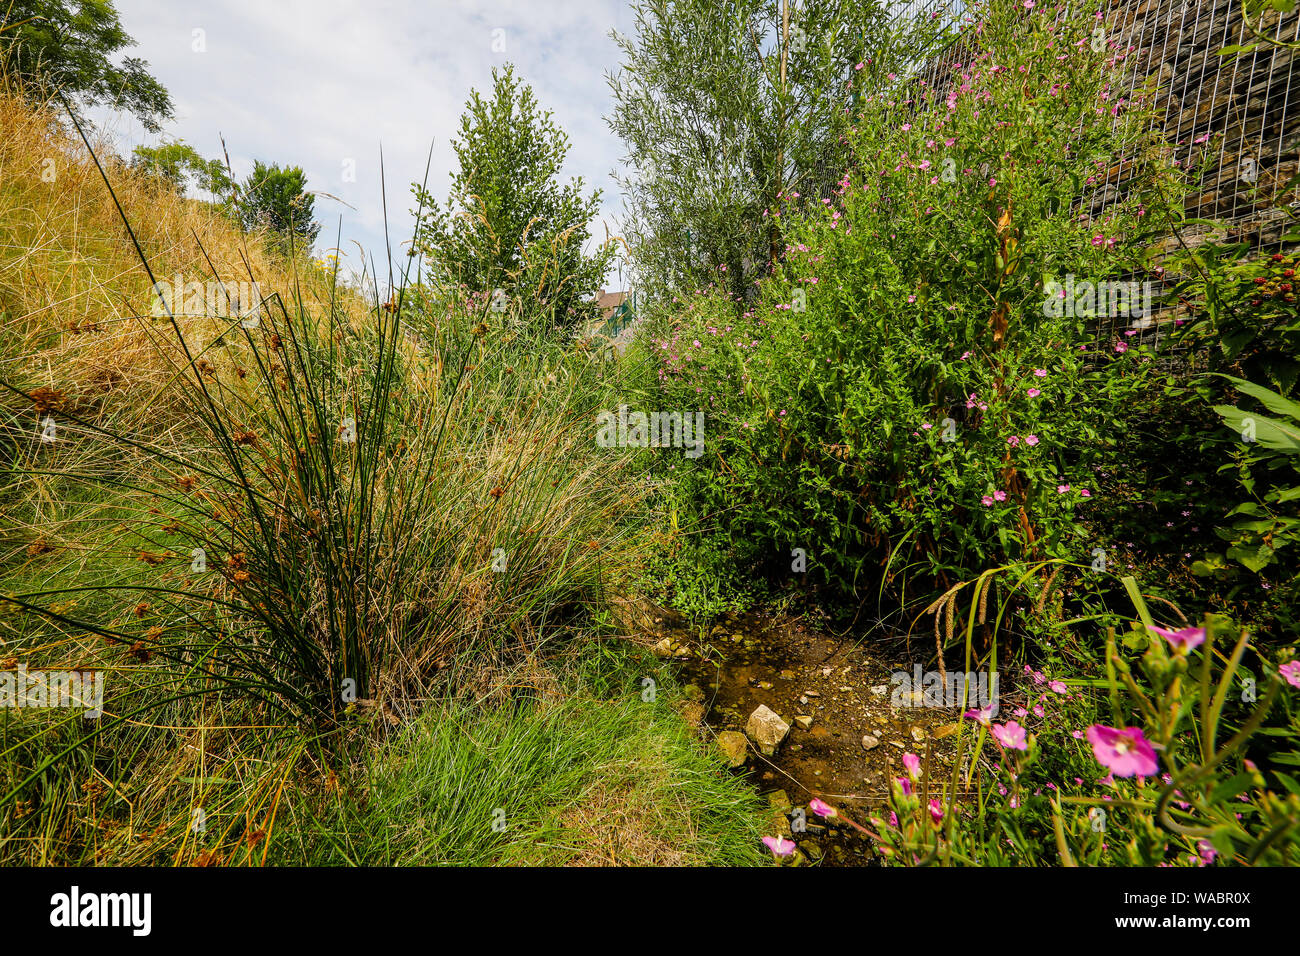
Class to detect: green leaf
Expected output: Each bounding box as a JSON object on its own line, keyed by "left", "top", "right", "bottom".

{"left": 1215, "top": 374, "right": 1300, "bottom": 423}
{"left": 1212, "top": 404, "right": 1300, "bottom": 455}
{"left": 1226, "top": 542, "right": 1274, "bottom": 572}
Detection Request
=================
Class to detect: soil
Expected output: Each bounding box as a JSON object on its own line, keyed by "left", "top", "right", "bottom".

{"left": 646, "top": 605, "right": 979, "bottom": 866}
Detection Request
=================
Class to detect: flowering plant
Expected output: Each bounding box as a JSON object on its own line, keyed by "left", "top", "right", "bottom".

{"left": 858, "top": 581, "right": 1300, "bottom": 865}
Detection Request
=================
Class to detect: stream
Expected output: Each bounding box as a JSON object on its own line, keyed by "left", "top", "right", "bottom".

{"left": 649, "top": 606, "right": 972, "bottom": 866}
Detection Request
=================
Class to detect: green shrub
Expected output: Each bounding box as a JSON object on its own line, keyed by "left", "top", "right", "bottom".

{"left": 648, "top": 0, "right": 1188, "bottom": 602}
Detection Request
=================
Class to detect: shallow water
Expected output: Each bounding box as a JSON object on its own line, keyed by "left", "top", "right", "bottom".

{"left": 658, "top": 607, "right": 971, "bottom": 866}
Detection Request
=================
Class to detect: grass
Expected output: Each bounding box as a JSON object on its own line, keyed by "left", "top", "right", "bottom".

{"left": 266, "top": 641, "right": 769, "bottom": 867}
{"left": 0, "top": 81, "right": 770, "bottom": 866}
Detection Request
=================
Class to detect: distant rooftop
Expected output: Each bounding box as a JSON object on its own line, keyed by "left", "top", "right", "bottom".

{"left": 594, "top": 289, "right": 628, "bottom": 321}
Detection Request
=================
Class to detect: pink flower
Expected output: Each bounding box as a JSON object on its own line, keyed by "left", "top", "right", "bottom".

{"left": 1080, "top": 488, "right": 1091, "bottom": 498}
{"left": 1049, "top": 680, "right": 1068, "bottom": 694}
{"left": 808, "top": 797, "right": 837, "bottom": 818}
{"left": 928, "top": 799, "right": 944, "bottom": 823}
{"left": 1023, "top": 0, "right": 1034, "bottom": 7}
{"left": 993, "top": 490, "right": 1007, "bottom": 502}
{"left": 964, "top": 704, "right": 995, "bottom": 726}
{"left": 1197, "top": 839, "right": 1217, "bottom": 865}
{"left": 902, "top": 752, "right": 922, "bottom": 780}
{"left": 1086, "top": 724, "right": 1158, "bottom": 777}
{"left": 1115, "top": 342, "right": 1128, "bottom": 353}
{"left": 992, "top": 721, "right": 1028, "bottom": 751}
{"left": 1057, "top": 484, "right": 1070, "bottom": 494}
{"left": 762, "top": 835, "right": 796, "bottom": 857}
{"left": 896, "top": 776, "right": 913, "bottom": 796}
{"left": 1280, "top": 661, "right": 1300, "bottom": 688}
{"left": 1033, "top": 368, "right": 1047, "bottom": 377}
{"left": 1007, "top": 435, "right": 1020, "bottom": 447}
{"left": 1027, "top": 387, "right": 1041, "bottom": 398}
{"left": 981, "top": 495, "right": 995, "bottom": 507}
{"left": 1024, "top": 434, "right": 1039, "bottom": 446}
{"left": 1148, "top": 625, "right": 1205, "bottom": 653}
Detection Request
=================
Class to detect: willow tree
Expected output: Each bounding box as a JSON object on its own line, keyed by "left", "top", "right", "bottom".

{"left": 607, "top": 0, "right": 946, "bottom": 303}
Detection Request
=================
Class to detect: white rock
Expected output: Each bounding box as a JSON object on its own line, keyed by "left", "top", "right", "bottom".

{"left": 745, "top": 704, "right": 791, "bottom": 756}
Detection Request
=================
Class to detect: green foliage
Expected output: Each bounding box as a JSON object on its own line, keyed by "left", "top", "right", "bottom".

{"left": 130, "top": 140, "right": 234, "bottom": 199}
{"left": 870, "top": 587, "right": 1299, "bottom": 866}
{"left": 1166, "top": 238, "right": 1300, "bottom": 632}
{"left": 1190, "top": 376, "right": 1300, "bottom": 630}
{"left": 412, "top": 64, "right": 615, "bottom": 334}
{"left": 646, "top": 0, "right": 1185, "bottom": 602}
{"left": 608, "top": 0, "right": 951, "bottom": 301}
{"left": 0, "top": 0, "right": 172, "bottom": 132}
{"left": 238, "top": 160, "right": 320, "bottom": 251}
{"left": 1172, "top": 243, "right": 1300, "bottom": 397}
{"left": 265, "top": 642, "right": 769, "bottom": 866}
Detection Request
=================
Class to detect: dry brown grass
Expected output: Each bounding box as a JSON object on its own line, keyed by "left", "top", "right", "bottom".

{"left": 0, "top": 83, "right": 344, "bottom": 433}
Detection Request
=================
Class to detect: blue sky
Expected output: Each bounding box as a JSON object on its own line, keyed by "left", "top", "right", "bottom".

{"left": 91, "top": 0, "right": 639, "bottom": 289}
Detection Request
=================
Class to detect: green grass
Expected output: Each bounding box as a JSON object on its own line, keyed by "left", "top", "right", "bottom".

{"left": 265, "top": 642, "right": 770, "bottom": 867}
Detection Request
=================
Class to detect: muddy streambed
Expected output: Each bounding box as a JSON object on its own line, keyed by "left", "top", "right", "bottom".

{"left": 653, "top": 607, "right": 977, "bottom": 866}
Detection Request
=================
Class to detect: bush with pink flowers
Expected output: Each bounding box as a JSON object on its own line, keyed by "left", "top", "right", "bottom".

{"left": 647, "top": 0, "right": 1187, "bottom": 601}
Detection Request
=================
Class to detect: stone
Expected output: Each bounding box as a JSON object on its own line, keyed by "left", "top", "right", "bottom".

{"left": 716, "top": 730, "right": 749, "bottom": 768}
{"left": 746, "top": 705, "right": 790, "bottom": 755}
{"left": 652, "top": 638, "right": 673, "bottom": 658}
{"left": 682, "top": 683, "right": 705, "bottom": 703}
{"left": 794, "top": 715, "right": 813, "bottom": 730}
{"left": 861, "top": 734, "right": 880, "bottom": 751}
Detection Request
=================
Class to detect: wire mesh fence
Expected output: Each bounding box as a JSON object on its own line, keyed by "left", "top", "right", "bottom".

{"left": 895, "top": 0, "right": 1299, "bottom": 366}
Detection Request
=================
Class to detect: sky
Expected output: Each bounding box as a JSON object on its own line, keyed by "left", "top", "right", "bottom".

{"left": 90, "top": 0, "right": 640, "bottom": 290}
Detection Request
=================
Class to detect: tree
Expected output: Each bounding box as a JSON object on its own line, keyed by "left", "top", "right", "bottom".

{"left": 606, "top": 0, "right": 946, "bottom": 303}
{"left": 131, "top": 140, "right": 233, "bottom": 199}
{"left": 0, "top": 0, "right": 172, "bottom": 132}
{"left": 412, "top": 64, "right": 616, "bottom": 333}
{"left": 238, "top": 161, "right": 320, "bottom": 251}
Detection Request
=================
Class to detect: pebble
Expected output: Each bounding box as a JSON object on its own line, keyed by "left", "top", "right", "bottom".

{"left": 862, "top": 734, "right": 880, "bottom": 751}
